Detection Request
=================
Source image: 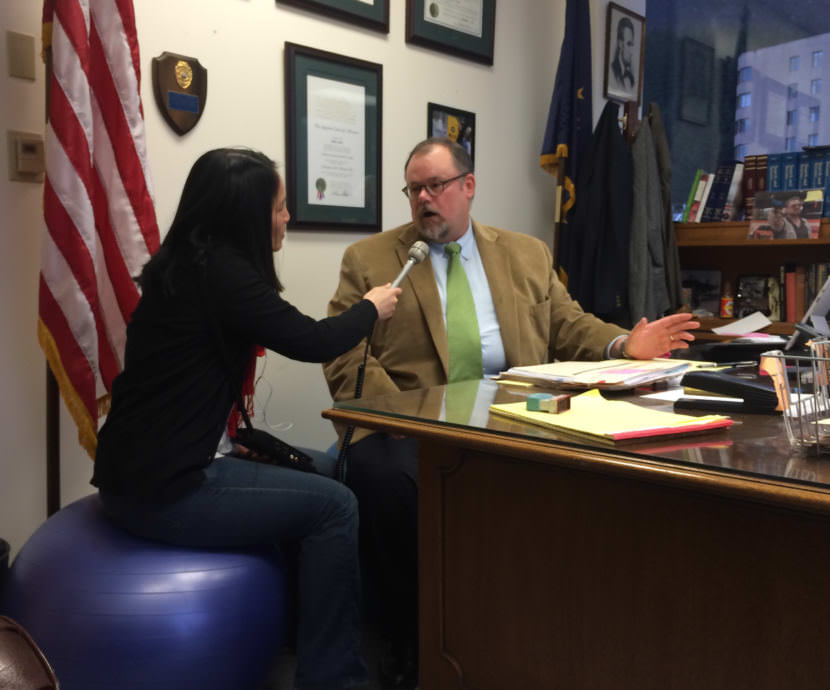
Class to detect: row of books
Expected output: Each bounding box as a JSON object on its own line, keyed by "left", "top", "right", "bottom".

{"left": 681, "top": 262, "right": 830, "bottom": 322}
{"left": 746, "top": 149, "right": 830, "bottom": 219}
{"left": 682, "top": 148, "right": 830, "bottom": 223}
{"left": 735, "top": 262, "right": 830, "bottom": 323}
{"left": 682, "top": 162, "right": 744, "bottom": 223}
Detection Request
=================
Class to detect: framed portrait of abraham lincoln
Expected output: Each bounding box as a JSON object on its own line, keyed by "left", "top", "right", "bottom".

{"left": 603, "top": 3, "right": 645, "bottom": 106}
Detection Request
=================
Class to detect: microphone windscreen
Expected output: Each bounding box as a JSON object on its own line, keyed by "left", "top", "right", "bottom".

{"left": 408, "top": 240, "right": 429, "bottom": 264}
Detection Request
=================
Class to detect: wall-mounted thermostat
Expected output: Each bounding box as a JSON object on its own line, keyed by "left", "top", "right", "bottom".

{"left": 7, "top": 130, "right": 44, "bottom": 183}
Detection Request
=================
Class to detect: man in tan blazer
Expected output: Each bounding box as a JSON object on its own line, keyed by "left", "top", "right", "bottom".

{"left": 323, "top": 138, "right": 697, "bottom": 689}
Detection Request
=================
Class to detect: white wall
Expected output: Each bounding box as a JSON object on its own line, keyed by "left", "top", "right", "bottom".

{"left": 134, "top": 0, "right": 562, "bottom": 457}
{"left": 0, "top": 0, "right": 644, "bottom": 557}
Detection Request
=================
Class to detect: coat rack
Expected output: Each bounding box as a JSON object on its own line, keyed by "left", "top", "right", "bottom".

{"left": 622, "top": 100, "right": 639, "bottom": 145}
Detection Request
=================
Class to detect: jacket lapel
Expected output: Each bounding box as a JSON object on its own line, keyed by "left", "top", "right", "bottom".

{"left": 475, "top": 221, "right": 521, "bottom": 368}
{"left": 395, "top": 225, "right": 449, "bottom": 378}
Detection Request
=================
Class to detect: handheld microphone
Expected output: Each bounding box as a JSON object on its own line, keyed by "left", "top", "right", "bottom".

{"left": 336, "top": 239, "right": 429, "bottom": 483}
{"left": 391, "top": 240, "right": 429, "bottom": 288}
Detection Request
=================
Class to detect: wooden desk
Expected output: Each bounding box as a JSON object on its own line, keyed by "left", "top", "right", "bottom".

{"left": 324, "top": 381, "right": 830, "bottom": 690}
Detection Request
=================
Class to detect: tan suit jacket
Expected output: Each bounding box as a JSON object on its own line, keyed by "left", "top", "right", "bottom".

{"left": 323, "top": 220, "right": 627, "bottom": 443}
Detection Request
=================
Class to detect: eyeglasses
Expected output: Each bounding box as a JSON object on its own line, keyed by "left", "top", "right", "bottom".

{"left": 401, "top": 172, "right": 471, "bottom": 199}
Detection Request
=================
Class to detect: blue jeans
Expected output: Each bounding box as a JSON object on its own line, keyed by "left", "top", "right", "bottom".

{"left": 100, "top": 451, "right": 367, "bottom": 690}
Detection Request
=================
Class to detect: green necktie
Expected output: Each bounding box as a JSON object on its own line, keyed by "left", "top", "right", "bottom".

{"left": 444, "top": 242, "right": 483, "bottom": 382}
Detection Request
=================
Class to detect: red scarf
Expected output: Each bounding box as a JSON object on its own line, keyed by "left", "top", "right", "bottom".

{"left": 227, "top": 345, "right": 265, "bottom": 435}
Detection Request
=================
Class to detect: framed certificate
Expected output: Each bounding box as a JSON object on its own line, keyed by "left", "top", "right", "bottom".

{"left": 405, "top": 0, "right": 496, "bottom": 66}
{"left": 276, "top": 0, "right": 389, "bottom": 33}
{"left": 284, "top": 43, "right": 382, "bottom": 231}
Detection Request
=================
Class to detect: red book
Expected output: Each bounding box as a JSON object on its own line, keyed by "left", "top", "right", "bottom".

{"left": 795, "top": 265, "right": 807, "bottom": 321}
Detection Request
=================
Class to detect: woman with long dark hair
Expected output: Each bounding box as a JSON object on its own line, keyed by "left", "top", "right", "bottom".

{"left": 93, "top": 148, "right": 400, "bottom": 689}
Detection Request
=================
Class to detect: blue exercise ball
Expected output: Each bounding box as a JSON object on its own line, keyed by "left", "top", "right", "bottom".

{"left": 2, "top": 494, "right": 288, "bottom": 690}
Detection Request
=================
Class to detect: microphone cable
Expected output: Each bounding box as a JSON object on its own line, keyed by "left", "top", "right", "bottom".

{"left": 334, "top": 330, "right": 372, "bottom": 483}
{"left": 333, "top": 240, "right": 426, "bottom": 483}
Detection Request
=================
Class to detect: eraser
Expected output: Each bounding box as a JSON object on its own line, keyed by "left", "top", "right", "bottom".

{"left": 526, "top": 393, "right": 570, "bottom": 414}
{"left": 539, "top": 394, "right": 570, "bottom": 413}
{"left": 526, "top": 393, "right": 553, "bottom": 411}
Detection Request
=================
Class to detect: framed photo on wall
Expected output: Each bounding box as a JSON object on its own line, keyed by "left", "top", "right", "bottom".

{"left": 603, "top": 2, "right": 645, "bottom": 106}
{"left": 427, "top": 102, "right": 475, "bottom": 165}
{"left": 284, "top": 43, "right": 382, "bottom": 231}
{"left": 405, "top": 0, "right": 497, "bottom": 66}
{"left": 276, "top": 0, "right": 389, "bottom": 33}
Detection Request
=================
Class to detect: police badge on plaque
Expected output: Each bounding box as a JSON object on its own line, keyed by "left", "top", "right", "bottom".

{"left": 152, "top": 51, "right": 207, "bottom": 135}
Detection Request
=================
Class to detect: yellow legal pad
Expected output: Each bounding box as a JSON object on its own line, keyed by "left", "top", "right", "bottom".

{"left": 490, "top": 389, "right": 733, "bottom": 443}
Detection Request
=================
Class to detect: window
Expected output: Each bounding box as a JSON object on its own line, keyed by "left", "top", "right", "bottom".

{"left": 642, "top": 0, "right": 830, "bottom": 213}
{"left": 811, "top": 106, "right": 820, "bottom": 122}
{"left": 809, "top": 133, "right": 819, "bottom": 146}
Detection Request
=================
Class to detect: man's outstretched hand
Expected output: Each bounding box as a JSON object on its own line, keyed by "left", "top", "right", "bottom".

{"left": 621, "top": 312, "right": 700, "bottom": 360}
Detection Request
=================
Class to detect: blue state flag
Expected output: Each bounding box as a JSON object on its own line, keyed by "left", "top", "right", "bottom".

{"left": 539, "top": 0, "right": 592, "bottom": 283}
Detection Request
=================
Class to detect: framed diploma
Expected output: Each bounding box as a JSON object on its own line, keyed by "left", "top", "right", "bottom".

{"left": 284, "top": 43, "right": 382, "bottom": 231}
{"left": 405, "top": 0, "right": 496, "bottom": 66}
{"left": 276, "top": 0, "right": 389, "bottom": 33}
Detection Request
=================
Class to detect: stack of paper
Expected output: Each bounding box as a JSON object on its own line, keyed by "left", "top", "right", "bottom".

{"left": 497, "top": 359, "right": 689, "bottom": 391}
{"left": 490, "top": 389, "right": 733, "bottom": 443}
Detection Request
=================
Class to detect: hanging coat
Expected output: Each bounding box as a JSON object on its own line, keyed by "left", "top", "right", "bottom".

{"left": 629, "top": 119, "right": 670, "bottom": 323}
{"left": 568, "top": 101, "right": 633, "bottom": 327}
{"left": 648, "top": 103, "right": 683, "bottom": 310}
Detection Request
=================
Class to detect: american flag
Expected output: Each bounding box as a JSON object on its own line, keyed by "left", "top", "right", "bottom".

{"left": 40, "top": 0, "right": 159, "bottom": 458}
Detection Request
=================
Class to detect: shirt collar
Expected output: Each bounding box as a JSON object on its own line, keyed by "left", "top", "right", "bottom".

{"left": 430, "top": 220, "right": 474, "bottom": 259}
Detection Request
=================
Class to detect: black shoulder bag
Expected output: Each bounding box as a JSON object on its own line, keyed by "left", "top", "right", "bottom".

{"left": 232, "top": 397, "right": 318, "bottom": 474}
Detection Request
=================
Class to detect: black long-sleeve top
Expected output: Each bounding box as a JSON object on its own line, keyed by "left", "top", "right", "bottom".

{"left": 93, "top": 245, "right": 377, "bottom": 501}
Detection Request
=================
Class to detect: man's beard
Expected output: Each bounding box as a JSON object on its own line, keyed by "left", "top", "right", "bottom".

{"left": 415, "top": 209, "right": 450, "bottom": 242}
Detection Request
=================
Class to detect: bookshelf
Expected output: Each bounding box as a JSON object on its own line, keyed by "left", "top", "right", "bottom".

{"left": 676, "top": 219, "right": 830, "bottom": 340}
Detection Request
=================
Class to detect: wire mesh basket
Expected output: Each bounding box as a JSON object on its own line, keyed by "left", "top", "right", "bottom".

{"left": 761, "top": 340, "right": 830, "bottom": 454}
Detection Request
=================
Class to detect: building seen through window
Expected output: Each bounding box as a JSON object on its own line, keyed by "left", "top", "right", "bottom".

{"left": 643, "top": 0, "right": 830, "bottom": 213}
{"left": 735, "top": 32, "right": 830, "bottom": 158}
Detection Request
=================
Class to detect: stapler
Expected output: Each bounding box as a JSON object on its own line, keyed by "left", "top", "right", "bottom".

{"left": 674, "top": 369, "right": 780, "bottom": 414}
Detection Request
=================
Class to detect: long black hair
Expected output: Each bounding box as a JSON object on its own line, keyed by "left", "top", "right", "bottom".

{"left": 140, "top": 147, "right": 283, "bottom": 294}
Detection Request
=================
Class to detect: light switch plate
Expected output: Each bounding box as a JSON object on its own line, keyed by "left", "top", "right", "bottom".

{"left": 7, "top": 130, "right": 44, "bottom": 182}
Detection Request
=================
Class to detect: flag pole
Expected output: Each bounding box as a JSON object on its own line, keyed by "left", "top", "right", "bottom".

{"left": 553, "top": 181, "right": 563, "bottom": 274}
{"left": 44, "top": 41, "right": 60, "bottom": 517}
{"left": 46, "top": 370, "right": 60, "bottom": 516}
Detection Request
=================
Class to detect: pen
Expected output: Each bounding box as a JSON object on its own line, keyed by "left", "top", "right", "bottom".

{"left": 699, "top": 361, "right": 757, "bottom": 368}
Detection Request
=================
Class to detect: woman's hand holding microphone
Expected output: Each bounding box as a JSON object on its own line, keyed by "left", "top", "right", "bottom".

{"left": 364, "top": 283, "right": 402, "bottom": 321}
